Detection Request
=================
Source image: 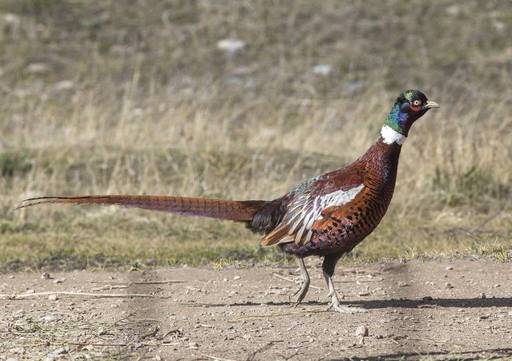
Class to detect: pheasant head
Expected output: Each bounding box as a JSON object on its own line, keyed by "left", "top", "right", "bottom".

{"left": 382, "top": 90, "right": 439, "bottom": 141}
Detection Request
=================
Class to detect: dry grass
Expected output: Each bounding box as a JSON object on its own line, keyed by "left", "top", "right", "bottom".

{"left": 0, "top": 0, "right": 511, "bottom": 271}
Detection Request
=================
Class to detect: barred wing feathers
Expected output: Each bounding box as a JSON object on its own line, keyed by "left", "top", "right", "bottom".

{"left": 260, "top": 183, "right": 365, "bottom": 246}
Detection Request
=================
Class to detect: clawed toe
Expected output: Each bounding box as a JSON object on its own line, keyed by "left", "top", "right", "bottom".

{"left": 293, "top": 281, "right": 309, "bottom": 306}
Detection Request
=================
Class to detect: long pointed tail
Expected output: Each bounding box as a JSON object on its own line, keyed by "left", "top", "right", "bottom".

{"left": 17, "top": 195, "right": 267, "bottom": 222}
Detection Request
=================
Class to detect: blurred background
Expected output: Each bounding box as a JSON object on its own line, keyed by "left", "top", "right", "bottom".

{"left": 0, "top": 0, "right": 511, "bottom": 271}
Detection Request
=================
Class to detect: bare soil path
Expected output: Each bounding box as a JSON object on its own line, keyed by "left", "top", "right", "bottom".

{"left": 1, "top": 260, "right": 512, "bottom": 360}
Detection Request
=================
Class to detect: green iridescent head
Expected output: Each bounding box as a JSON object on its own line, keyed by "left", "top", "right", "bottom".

{"left": 384, "top": 90, "right": 439, "bottom": 136}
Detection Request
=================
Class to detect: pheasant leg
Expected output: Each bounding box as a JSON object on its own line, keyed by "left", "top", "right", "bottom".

{"left": 292, "top": 258, "right": 310, "bottom": 306}
{"left": 322, "top": 254, "right": 367, "bottom": 314}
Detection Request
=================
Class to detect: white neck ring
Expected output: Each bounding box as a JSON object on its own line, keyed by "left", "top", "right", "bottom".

{"left": 380, "top": 125, "right": 406, "bottom": 145}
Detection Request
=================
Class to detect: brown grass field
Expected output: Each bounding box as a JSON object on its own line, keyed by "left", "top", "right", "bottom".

{"left": 0, "top": 0, "right": 511, "bottom": 271}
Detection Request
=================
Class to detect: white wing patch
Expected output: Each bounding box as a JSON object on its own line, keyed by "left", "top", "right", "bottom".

{"left": 278, "top": 184, "right": 365, "bottom": 245}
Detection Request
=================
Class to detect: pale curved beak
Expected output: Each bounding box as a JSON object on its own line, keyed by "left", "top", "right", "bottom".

{"left": 425, "top": 100, "right": 440, "bottom": 109}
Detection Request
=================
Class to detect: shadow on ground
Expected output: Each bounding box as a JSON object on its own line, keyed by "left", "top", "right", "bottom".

{"left": 188, "top": 297, "right": 512, "bottom": 309}
{"left": 331, "top": 347, "right": 512, "bottom": 361}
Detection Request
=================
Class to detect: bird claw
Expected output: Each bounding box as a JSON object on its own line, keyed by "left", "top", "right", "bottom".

{"left": 327, "top": 292, "right": 366, "bottom": 313}
{"left": 291, "top": 279, "right": 310, "bottom": 306}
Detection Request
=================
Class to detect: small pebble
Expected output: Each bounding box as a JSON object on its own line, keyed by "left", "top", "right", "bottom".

{"left": 41, "top": 272, "right": 51, "bottom": 279}
{"left": 355, "top": 325, "right": 368, "bottom": 337}
{"left": 48, "top": 294, "right": 58, "bottom": 301}
{"left": 445, "top": 283, "right": 454, "bottom": 289}
{"left": 446, "top": 266, "right": 453, "bottom": 271}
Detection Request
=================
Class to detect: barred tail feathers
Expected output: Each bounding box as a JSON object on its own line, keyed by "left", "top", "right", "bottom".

{"left": 17, "top": 195, "right": 267, "bottom": 222}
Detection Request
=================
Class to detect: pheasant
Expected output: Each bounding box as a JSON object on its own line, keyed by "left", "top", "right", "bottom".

{"left": 18, "top": 89, "right": 439, "bottom": 313}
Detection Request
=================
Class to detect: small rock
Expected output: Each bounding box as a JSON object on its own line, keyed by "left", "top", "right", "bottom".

{"left": 479, "top": 293, "right": 486, "bottom": 299}
{"left": 445, "top": 283, "right": 454, "bottom": 289}
{"left": 445, "top": 266, "right": 453, "bottom": 271}
{"left": 493, "top": 284, "right": 501, "bottom": 288}
{"left": 233, "top": 275, "right": 241, "bottom": 280}
{"left": 312, "top": 64, "right": 332, "bottom": 76}
{"left": 397, "top": 281, "right": 409, "bottom": 287}
{"left": 355, "top": 325, "right": 368, "bottom": 337}
{"left": 53, "top": 80, "right": 74, "bottom": 91}
{"left": 217, "top": 38, "right": 245, "bottom": 56}
{"left": 479, "top": 314, "right": 490, "bottom": 320}
{"left": 446, "top": 4, "right": 460, "bottom": 16}
{"left": 45, "top": 347, "right": 68, "bottom": 360}
{"left": 41, "top": 272, "right": 51, "bottom": 279}
{"left": 188, "top": 342, "right": 199, "bottom": 349}
{"left": 8, "top": 347, "right": 24, "bottom": 356}
{"left": 422, "top": 296, "right": 433, "bottom": 301}
{"left": 4, "top": 13, "right": 21, "bottom": 26}
{"left": 53, "top": 278, "right": 65, "bottom": 284}
{"left": 27, "top": 63, "right": 49, "bottom": 74}
{"left": 48, "top": 294, "right": 58, "bottom": 301}
{"left": 41, "top": 314, "right": 60, "bottom": 322}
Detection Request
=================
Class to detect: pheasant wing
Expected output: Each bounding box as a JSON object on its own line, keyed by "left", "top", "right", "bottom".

{"left": 261, "top": 167, "right": 365, "bottom": 246}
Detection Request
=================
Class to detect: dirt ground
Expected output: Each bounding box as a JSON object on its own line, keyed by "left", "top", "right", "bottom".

{"left": 1, "top": 259, "right": 512, "bottom": 361}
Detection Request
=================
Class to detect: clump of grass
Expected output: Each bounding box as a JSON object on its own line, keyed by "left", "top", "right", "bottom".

{"left": 0, "top": 151, "right": 32, "bottom": 177}
{"left": 433, "top": 166, "right": 510, "bottom": 208}
{"left": 0, "top": 1, "right": 511, "bottom": 271}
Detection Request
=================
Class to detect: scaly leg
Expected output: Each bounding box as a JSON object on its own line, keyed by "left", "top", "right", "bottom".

{"left": 322, "top": 254, "right": 367, "bottom": 314}
{"left": 292, "top": 257, "right": 310, "bottom": 306}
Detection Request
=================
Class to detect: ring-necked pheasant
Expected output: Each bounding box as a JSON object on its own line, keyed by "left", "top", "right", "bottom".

{"left": 18, "top": 89, "right": 439, "bottom": 313}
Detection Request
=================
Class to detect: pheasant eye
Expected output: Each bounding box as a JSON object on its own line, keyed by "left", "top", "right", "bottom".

{"left": 412, "top": 100, "right": 422, "bottom": 106}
